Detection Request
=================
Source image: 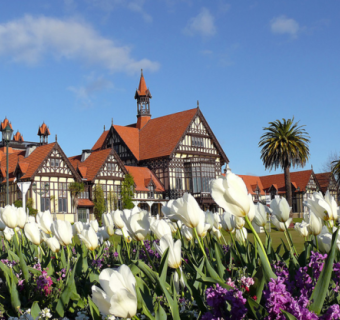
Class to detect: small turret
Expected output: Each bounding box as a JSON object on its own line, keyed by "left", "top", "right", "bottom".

{"left": 37, "top": 122, "right": 51, "bottom": 144}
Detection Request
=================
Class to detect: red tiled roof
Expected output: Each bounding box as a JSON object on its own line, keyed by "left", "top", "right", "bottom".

{"left": 13, "top": 131, "right": 24, "bottom": 142}
{"left": 92, "top": 130, "right": 109, "bottom": 151}
{"left": 125, "top": 166, "right": 165, "bottom": 192}
{"left": 78, "top": 199, "right": 94, "bottom": 207}
{"left": 260, "top": 170, "right": 313, "bottom": 193}
{"left": 114, "top": 126, "right": 140, "bottom": 160}
{"left": 238, "top": 175, "right": 265, "bottom": 195}
{"left": 139, "top": 108, "right": 197, "bottom": 160}
{"left": 68, "top": 155, "right": 81, "bottom": 171}
{"left": 21, "top": 143, "right": 55, "bottom": 179}
{"left": 137, "top": 72, "right": 148, "bottom": 96}
{"left": 77, "top": 149, "right": 112, "bottom": 181}
{"left": 18, "top": 162, "right": 29, "bottom": 174}
{"left": 315, "top": 172, "right": 333, "bottom": 193}
{"left": 78, "top": 166, "right": 88, "bottom": 179}
{"left": 0, "top": 118, "right": 13, "bottom": 131}
{"left": 38, "top": 123, "right": 50, "bottom": 136}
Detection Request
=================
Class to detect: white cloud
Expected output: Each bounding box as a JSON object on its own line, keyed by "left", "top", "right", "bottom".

{"left": 270, "top": 15, "right": 300, "bottom": 38}
{"left": 68, "top": 75, "right": 113, "bottom": 108}
{"left": 0, "top": 15, "right": 159, "bottom": 73}
{"left": 183, "top": 8, "right": 216, "bottom": 37}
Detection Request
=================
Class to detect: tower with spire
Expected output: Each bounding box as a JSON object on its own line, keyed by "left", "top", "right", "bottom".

{"left": 134, "top": 69, "right": 152, "bottom": 129}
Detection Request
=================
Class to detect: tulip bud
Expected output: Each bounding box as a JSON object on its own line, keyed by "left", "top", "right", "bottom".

{"left": 46, "top": 236, "right": 61, "bottom": 253}
{"left": 112, "top": 210, "right": 125, "bottom": 229}
{"left": 2, "top": 205, "right": 18, "bottom": 229}
{"left": 24, "top": 222, "right": 43, "bottom": 245}
{"left": 270, "top": 197, "right": 291, "bottom": 223}
{"left": 309, "top": 212, "right": 322, "bottom": 236}
{"left": 51, "top": 220, "right": 73, "bottom": 246}
{"left": 90, "top": 220, "right": 99, "bottom": 233}
{"left": 235, "top": 227, "right": 247, "bottom": 244}
{"left": 36, "top": 210, "right": 53, "bottom": 234}
{"left": 79, "top": 227, "right": 99, "bottom": 251}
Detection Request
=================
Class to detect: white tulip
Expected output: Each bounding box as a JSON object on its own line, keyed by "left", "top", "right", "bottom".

{"left": 309, "top": 212, "right": 322, "bottom": 236}
{"left": 294, "top": 221, "right": 309, "bottom": 237}
{"left": 0, "top": 215, "right": 7, "bottom": 231}
{"left": 45, "top": 236, "right": 60, "bottom": 253}
{"left": 270, "top": 197, "right": 291, "bottom": 223}
{"left": 196, "top": 211, "right": 210, "bottom": 238}
{"left": 235, "top": 227, "right": 247, "bottom": 243}
{"left": 36, "top": 210, "right": 53, "bottom": 234}
{"left": 211, "top": 226, "right": 222, "bottom": 239}
{"left": 173, "top": 268, "right": 185, "bottom": 294}
{"left": 112, "top": 210, "right": 125, "bottom": 229}
{"left": 253, "top": 203, "right": 268, "bottom": 227}
{"left": 98, "top": 227, "right": 110, "bottom": 242}
{"left": 2, "top": 205, "right": 18, "bottom": 229}
{"left": 17, "top": 207, "right": 27, "bottom": 229}
{"left": 162, "top": 193, "right": 202, "bottom": 228}
{"left": 150, "top": 219, "right": 171, "bottom": 240}
{"left": 316, "top": 231, "right": 340, "bottom": 253}
{"left": 161, "top": 200, "right": 176, "bottom": 222}
{"left": 73, "top": 222, "right": 84, "bottom": 235}
{"left": 24, "top": 222, "right": 43, "bottom": 245}
{"left": 247, "top": 195, "right": 256, "bottom": 222}
{"left": 271, "top": 216, "right": 292, "bottom": 232}
{"left": 205, "top": 211, "right": 215, "bottom": 231}
{"left": 155, "top": 233, "right": 182, "bottom": 269}
{"left": 115, "top": 227, "right": 132, "bottom": 243}
{"left": 235, "top": 217, "right": 245, "bottom": 230}
{"left": 221, "top": 211, "right": 236, "bottom": 232}
{"left": 127, "top": 210, "right": 150, "bottom": 241}
{"left": 51, "top": 220, "right": 73, "bottom": 246}
{"left": 2, "top": 227, "right": 14, "bottom": 241}
{"left": 213, "top": 212, "right": 222, "bottom": 230}
{"left": 78, "top": 227, "right": 99, "bottom": 251}
{"left": 27, "top": 216, "right": 35, "bottom": 224}
{"left": 181, "top": 225, "right": 194, "bottom": 241}
{"left": 92, "top": 265, "right": 137, "bottom": 318}
{"left": 210, "top": 172, "right": 251, "bottom": 218}
{"left": 90, "top": 220, "right": 99, "bottom": 233}
{"left": 304, "top": 192, "right": 333, "bottom": 221}
{"left": 324, "top": 191, "right": 338, "bottom": 221}
{"left": 102, "top": 213, "right": 114, "bottom": 228}
{"left": 166, "top": 219, "right": 178, "bottom": 234}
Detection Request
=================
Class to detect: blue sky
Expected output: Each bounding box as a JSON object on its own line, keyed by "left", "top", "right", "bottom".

{"left": 0, "top": 1, "right": 339, "bottom": 176}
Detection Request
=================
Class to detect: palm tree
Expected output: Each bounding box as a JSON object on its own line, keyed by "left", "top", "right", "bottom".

{"left": 331, "top": 159, "right": 340, "bottom": 186}
{"left": 259, "top": 118, "right": 310, "bottom": 206}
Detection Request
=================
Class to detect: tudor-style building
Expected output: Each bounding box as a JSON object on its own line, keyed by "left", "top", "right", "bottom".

{"left": 0, "top": 120, "right": 82, "bottom": 222}
{"left": 239, "top": 169, "right": 339, "bottom": 217}
{"left": 84, "top": 71, "right": 229, "bottom": 212}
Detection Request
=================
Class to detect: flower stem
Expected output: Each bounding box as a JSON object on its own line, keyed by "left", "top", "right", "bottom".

{"left": 142, "top": 240, "right": 156, "bottom": 271}
{"left": 193, "top": 227, "right": 207, "bottom": 258}
{"left": 121, "top": 228, "right": 130, "bottom": 260}
{"left": 284, "top": 223, "right": 297, "bottom": 255}
{"left": 315, "top": 235, "right": 319, "bottom": 251}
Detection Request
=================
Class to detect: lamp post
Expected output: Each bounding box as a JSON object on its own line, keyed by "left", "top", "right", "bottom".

{"left": 2, "top": 124, "right": 13, "bottom": 205}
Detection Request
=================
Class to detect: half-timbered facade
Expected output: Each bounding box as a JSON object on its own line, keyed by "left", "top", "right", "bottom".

{"left": 88, "top": 71, "right": 229, "bottom": 212}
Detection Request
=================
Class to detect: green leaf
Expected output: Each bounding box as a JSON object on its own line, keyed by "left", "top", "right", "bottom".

{"left": 10, "top": 270, "right": 20, "bottom": 311}
{"left": 155, "top": 301, "right": 167, "bottom": 320}
{"left": 88, "top": 295, "right": 102, "bottom": 320}
{"left": 309, "top": 228, "right": 339, "bottom": 314}
{"left": 60, "top": 247, "right": 67, "bottom": 268}
{"left": 135, "top": 276, "right": 154, "bottom": 317}
{"left": 281, "top": 309, "right": 298, "bottom": 320}
{"left": 257, "top": 241, "right": 277, "bottom": 283}
{"left": 214, "top": 241, "right": 226, "bottom": 279}
{"left": 18, "top": 250, "right": 30, "bottom": 284}
{"left": 246, "top": 297, "right": 269, "bottom": 320}
{"left": 30, "top": 301, "right": 41, "bottom": 320}
{"left": 159, "top": 247, "right": 169, "bottom": 283}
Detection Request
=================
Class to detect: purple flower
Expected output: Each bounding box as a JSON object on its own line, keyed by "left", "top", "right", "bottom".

{"left": 36, "top": 271, "right": 53, "bottom": 296}
{"left": 320, "top": 304, "right": 340, "bottom": 320}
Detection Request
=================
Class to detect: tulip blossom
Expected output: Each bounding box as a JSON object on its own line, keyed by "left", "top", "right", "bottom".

{"left": 92, "top": 265, "right": 137, "bottom": 318}
{"left": 90, "top": 220, "right": 99, "bottom": 233}
{"left": 51, "top": 220, "right": 73, "bottom": 246}
{"left": 211, "top": 226, "right": 222, "bottom": 239}
{"left": 271, "top": 216, "right": 292, "bottom": 232}
{"left": 36, "top": 210, "right": 53, "bottom": 234}
{"left": 174, "top": 268, "right": 185, "bottom": 294}
{"left": 45, "top": 237, "right": 60, "bottom": 253}
{"left": 73, "top": 222, "right": 84, "bottom": 235}
{"left": 78, "top": 227, "right": 99, "bottom": 251}
{"left": 270, "top": 197, "right": 291, "bottom": 223}
{"left": 221, "top": 211, "right": 236, "bottom": 232}
{"left": 308, "top": 212, "right": 322, "bottom": 236}
{"left": 253, "top": 203, "right": 269, "bottom": 228}
{"left": 17, "top": 207, "right": 27, "bottom": 229}
{"left": 205, "top": 211, "right": 215, "bottom": 231}
{"left": 2, "top": 205, "right": 18, "bottom": 229}
{"left": 155, "top": 233, "right": 182, "bottom": 269}
{"left": 247, "top": 195, "right": 256, "bottom": 222}
{"left": 324, "top": 191, "right": 338, "bottom": 221}
{"left": 210, "top": 172, "right": 251, "bottom": 218}
{"left": 150, "top": 219, "right": 171, "bottom": 240}
{"left": 0, "top": 215, "right": 6, "bottom": 232}
{"left": 24, "top": 222, "right": 43, "bottom": 245}
{"left": 294, "top": 221, "right": 309, "bottom": 237}
{"left": 102, "top": 213, "right": 114, "bottom": 228}
{"left": 304, "top": 192, "right": 333, "bottom": 221}
{"left": 196, "top": 211, "right": 210, "bottom": 238}
{"left": 213, "top": 212, "right": 222, "bottom": 230}
{"left": 161, "top": 200, "right": 176, "bottom": 222}
{"left": 112, "top": 210, "right": 125, "bottom": 229}
{"left": 127, "top": 210, "right": 150, "bottom": 241}
{"left": 181, "top": 225, "right": 194, "bottom": 241}
{"left": 1, "top": 227, "right": 14, "bottom": 241}
{"left": 98, "top": 227, "right": 110, "bottom": 242}
{"left": 235, "top": 217, "right": 245, "bottom": 230}
{"left": 235, "top": 227, "right": 247, "bottom": 244}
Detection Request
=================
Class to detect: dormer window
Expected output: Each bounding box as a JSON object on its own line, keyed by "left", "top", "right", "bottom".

{"left": 192, "top": 136, "right": 204, "bottom": 147}
{"left": 148, "top": 185, "right": 154, "bottom": 198}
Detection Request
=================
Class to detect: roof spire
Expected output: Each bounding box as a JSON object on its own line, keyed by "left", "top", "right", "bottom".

{"left": 55, "top": 134, "right": 57, "bottom": 142}
{"left": 104, "top": 125, "right": 105, "bottom": 132}
{"left": 111, "top": 118, "right": 113, "bottom": 126}
{"left": 141, "top": 68, "right": 143, "bottom": 76}
{"left": 197, "top": 100, "right": 199, "bottom": 109}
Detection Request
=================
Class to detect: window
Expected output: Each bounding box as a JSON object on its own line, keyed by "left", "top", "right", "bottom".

{"left": 175, "top": 168, "right": 182, "bottom": 190}
{"left": 192, "top": 136, "right": 204, "bottom": 147}
{"left": 79, "top": 191, "right": 89, "bottom": 199}
{"left": 148, "top": 185, "right": 154, "bottom": 198}
{"left": 78, "top": 208, "right": 88, "bottom": 223}
{"left": 184, "top": 162, "right": 215, "bottom": 193}
{"left": 58, "top": 182, "right": 67, "bottom": 212}
{"left": 41, "top": 196, "right": 50, "bottom": 212}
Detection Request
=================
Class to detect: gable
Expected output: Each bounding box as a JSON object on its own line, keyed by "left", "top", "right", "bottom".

{"left": 97, "top": 154, "right": 125, "bottom": 179}
{"left": 37, "top": 148, "right": 73, "bottom": 176}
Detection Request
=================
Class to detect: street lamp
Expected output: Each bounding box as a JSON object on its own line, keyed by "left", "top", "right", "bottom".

{"left": 2, "top": 124, "right": 13, "bottom": 205}
{"left": 32, "top": 182, "right": 50, "bottom": 195}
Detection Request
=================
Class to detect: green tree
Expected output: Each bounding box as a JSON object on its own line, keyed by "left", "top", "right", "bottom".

{"left": 107, "top": 190, "right": 118, "bottom": 212}
{"left": 93, "top": 184, "right": 106, "bottom": 220}
{"left": 121, "top": 173, "right": 135, "bottom": 209}
{"left": 68, "top": 182, "right": 85, "bottom": 222}
{"left": 332, "top": 159, "right": 340, "bottom": 186}
{"left": 259, "top": 118, "right": 310, "bottom": 206}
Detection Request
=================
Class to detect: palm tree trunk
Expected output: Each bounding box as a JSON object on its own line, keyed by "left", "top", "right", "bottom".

{"left": 284, "top": 166, "right": 292, "bottom": 207}
{"left": 74, "top": 196, "right": 79, "bottom": 222}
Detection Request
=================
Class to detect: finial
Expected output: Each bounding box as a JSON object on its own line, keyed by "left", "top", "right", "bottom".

{"left": 311, "top": 164, "right": 313, "bottom": 170}
{"left": 104, "top": 125, "right": 105, "bottom": 132}
{"left": 141, "top": 69, "right": 143, "bottom": 76}
{"left": 55, "top": 134, "right": 57, "bottom": 142}
{"left": 197, "top": 100, "right": 199, "bottom": 109}
{"left": 111, "top": 118, "right": 113, "bottom": 126}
